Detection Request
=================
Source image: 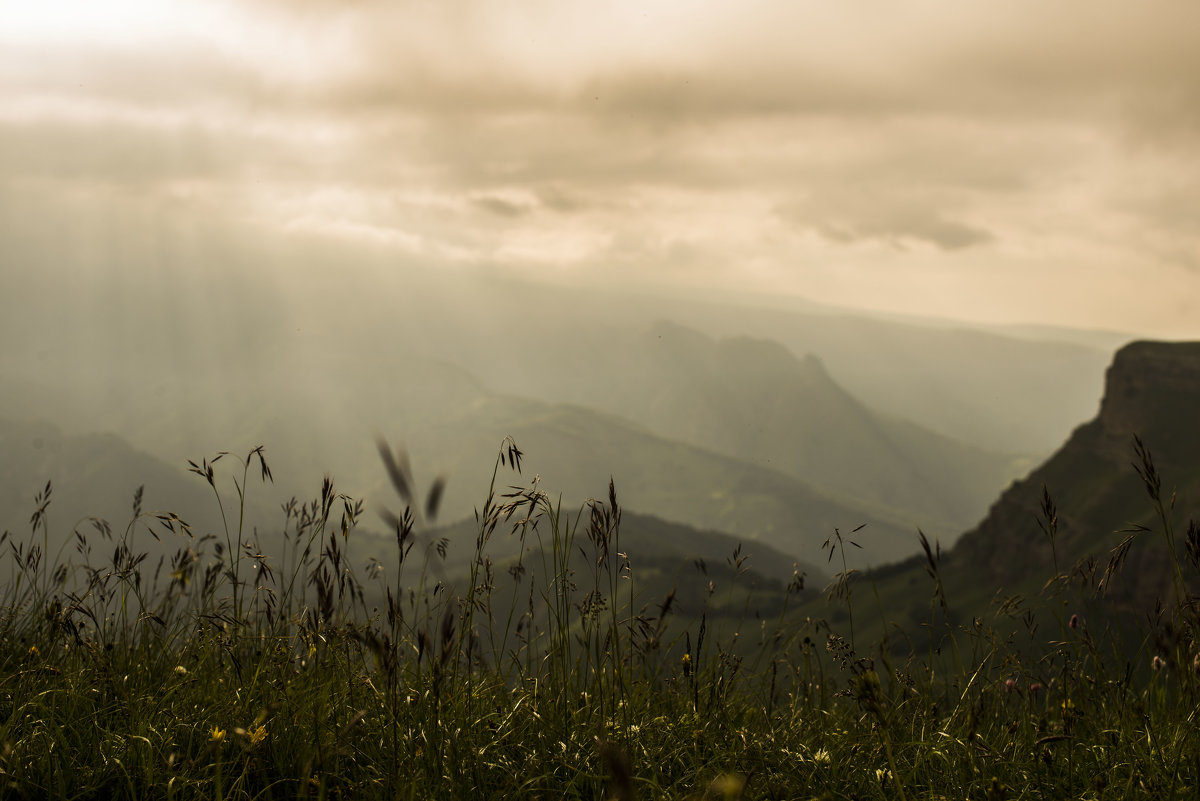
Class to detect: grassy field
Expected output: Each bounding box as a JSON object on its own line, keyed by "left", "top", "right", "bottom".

{"left": 0, "top": 439, "right": 1197, "bottom": 799}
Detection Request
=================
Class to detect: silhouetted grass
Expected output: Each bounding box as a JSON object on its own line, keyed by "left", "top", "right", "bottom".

{"left": 0, "top": 436, "right": 1197, "bottom": 799}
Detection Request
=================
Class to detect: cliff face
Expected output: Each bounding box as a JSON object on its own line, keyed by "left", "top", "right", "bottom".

{"left": 1091, "top": 341, "right": 1200, "bottom": 461}
{"left": 949, "top": 341, "right": 1200, "bottom": 599}
{"left": 1104, "top": 341, "right": 1200, "bottom": 412}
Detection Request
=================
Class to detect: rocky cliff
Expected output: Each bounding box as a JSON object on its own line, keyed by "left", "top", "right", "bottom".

{"left": 949, "top": 340, "right": 1200, "bottom": 603}
{"left": 1092, "top": 341, "right": 1200, "bottom": 459}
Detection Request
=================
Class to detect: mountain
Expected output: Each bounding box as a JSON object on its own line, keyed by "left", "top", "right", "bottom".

{"left": 671, "top": 303, "right": 1117, "bottom": 457}
{"left": 948, "top": 340, "right": 1200, "bottom": 606}
{"left": 811, "top": 341, "right": 1200, "bottom": 647}
{"left": 2, "top": 257, "right": 1114, "bottom": 462}
{"left": 387, "top": 276, "right": 1115, "bottom": 458}
{"left": 0, "top": 262, "right": 1112, "bottom": 569}
{"left": 0, "top": 418, "right": 282, "bottom": 567}
{"left": 532, "top": 320, "right": 1023, "bottom": 536}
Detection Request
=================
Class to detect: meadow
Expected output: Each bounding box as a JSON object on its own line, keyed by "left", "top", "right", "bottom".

{"left": 0, "top": 438, "right": 1197, "bottom": 800}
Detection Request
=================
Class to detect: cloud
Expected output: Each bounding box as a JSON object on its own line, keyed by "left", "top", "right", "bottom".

{"left": 3, "top": 0, "right": 1200, "bottom": 337}
{"left": 0, "top": 39, "right": 267, "bottom": 112}
{"left": 813, "top": 212, "right": 993, "bottom": 252}
{"left": 535, "top": 185, "right": 588, "bottom": 214}
{"left": 470, "top": 193, "right": 536, "bottom": 218}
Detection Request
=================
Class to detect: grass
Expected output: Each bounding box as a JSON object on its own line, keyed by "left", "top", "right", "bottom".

{"left": 0, "top": 436, "right": 1197, "bottom": 799}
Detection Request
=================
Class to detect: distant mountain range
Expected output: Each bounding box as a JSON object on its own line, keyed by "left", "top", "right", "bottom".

{"left": 511, "top": 319, "right": 1023, "bottom": 535}
{"left": 675, "top": 302, "right": 1118, "bottom": 456}
{"left": 407, "top": 280, "right": 1118, "bottom": 457}
{"left": 7, "top": 323, "right": 1190, "bottom": 671}
{"left": 0, "top": 270, "right": 1124, "bottom": 571}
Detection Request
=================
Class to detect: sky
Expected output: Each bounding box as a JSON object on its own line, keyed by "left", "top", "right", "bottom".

{"left": 2, "top": 1, "right": 1200, "bottom": 338}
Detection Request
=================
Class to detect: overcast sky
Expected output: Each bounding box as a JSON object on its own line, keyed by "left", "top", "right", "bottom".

{"left": 3, "top": 1, "right": 1199, "bottom": 338}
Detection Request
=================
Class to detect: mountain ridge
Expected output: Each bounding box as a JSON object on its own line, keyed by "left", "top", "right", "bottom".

{"left": 589, "top": 320, "right": 1023, "bottom": 536}
{"left": 946, "top": 340, "right": 1200, "bottom": 604}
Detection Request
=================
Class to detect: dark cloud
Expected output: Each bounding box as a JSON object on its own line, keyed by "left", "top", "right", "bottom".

{"left": 535, "top": 185, "right": 588, "bottom": 214}
{"left": 778, "top": 179, "right": 996, "bottom": 253}
{"left": 186, "top": 1, "right": 1200, "bottom": 151}
{"left": 815, "top": 214, "right": 993, "bottom": 252}
{"left": 471, "top": 194, "right": 535, "bottom": 218}
{"left": 577, "top": 67, "right": 903, "bottom": 122}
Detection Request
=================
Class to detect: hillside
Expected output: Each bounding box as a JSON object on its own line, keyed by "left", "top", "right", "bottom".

{"left": 948, "top": 340, "right": 1200, "bottom": 605}
{"left": 351, "top": 509, "right": 826, "bottom": 635}
{"left": 814, "top": 340, "right": 1200, "bottom": 645}
{"left": 369, "top": 394, "right": 917, "bottom": 568}
{"left": 0, "top": 418, "right": 281, "bottom": 564}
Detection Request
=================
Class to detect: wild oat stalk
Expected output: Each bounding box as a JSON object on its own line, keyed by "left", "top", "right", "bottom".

{"left": 823, "top": 523, "right": 865, "bottom": 649}
{"left": 1132, "top": 435, "right": 1188, "bottom": 613}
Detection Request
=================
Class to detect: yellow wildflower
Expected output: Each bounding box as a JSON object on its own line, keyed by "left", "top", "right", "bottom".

{"left": 210, "top": 726, "right": 226, "bottom": 743}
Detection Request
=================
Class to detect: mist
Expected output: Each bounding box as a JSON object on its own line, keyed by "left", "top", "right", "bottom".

{"left": 3, "top": 0, "right": 1198, "bottom": 574}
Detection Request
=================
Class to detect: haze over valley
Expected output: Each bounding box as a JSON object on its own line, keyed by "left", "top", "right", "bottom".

{"left": 0, "top": 261, "right": 1126, "bottom": 575}
{"left": 2, "top": 0, "right": 1198, "bottom": 589}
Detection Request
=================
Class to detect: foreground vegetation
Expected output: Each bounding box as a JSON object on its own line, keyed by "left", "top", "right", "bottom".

{"left": 0, "top": 438, "right": 1197, "bottom": 799}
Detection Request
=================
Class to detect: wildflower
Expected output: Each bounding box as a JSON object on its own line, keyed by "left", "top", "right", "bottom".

{"left": 1004, "top": 678, "right": 1017, "bottom": 693}
{"left": 1152, "top": 655, "right": 1166, "bottom": 672}
{"left": 1061, "top": 698, "right": 1074, "bottom": 712}
{"left": 210, "top": 726, "right": 226, "bottom": 743}
{"left": 681, "top": 652, "right": 692, "bottom": 676}
{"left": 875, "top": 768, "right": 892, "bottom": 785}
{"left": 174, "top": 665, "right": 188, "bottom": 676}
{"left": 1029, "top": 682, "right": 1043, "bottom": 695}
{"left": 709, "top": 774, "right": 745, "bottom": 797}
{"left": 26, "top": 645, "right": 39, "bottom": 659}
{"left": 1068, "top": 614, "right": 1079, "bottom": 630}
{"left": 813, "top": 748, "right": 831, "bottom": 765}
{"left": 248, "top": 725, "right": 267, "bottom": 745}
